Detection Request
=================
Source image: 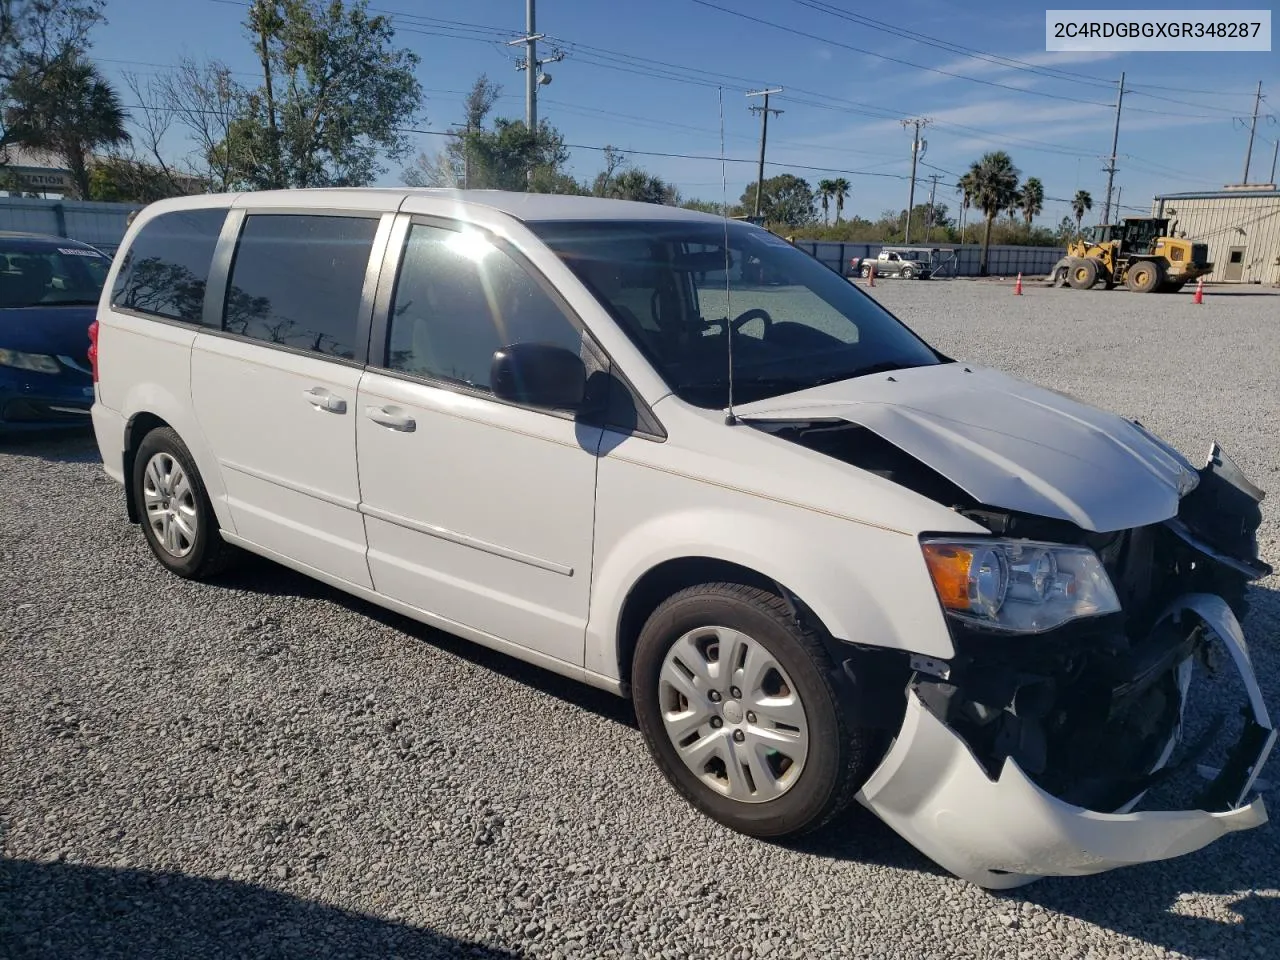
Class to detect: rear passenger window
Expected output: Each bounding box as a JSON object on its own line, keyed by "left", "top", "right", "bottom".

{"left": 111, "top": 208, "right": 227, "bottom": 324}
{"left": 224, "top": 214, "right": 378, "bottom": 360}
{"left": 385, "top": 223, "right": 582, "bottom": 391}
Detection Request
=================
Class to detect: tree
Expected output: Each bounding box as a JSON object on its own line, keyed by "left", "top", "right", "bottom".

{"left": 88, "top": 155, "right": 203, "bottom": 202}
{"left": 817, "top": 178, "right": 836, "bottom": 224}
{"left": 740, "top": 173, "right": 815, "bottom": 227}
{"left": 964, "top": 151, "right": 1021, "bottom": 275}
{"left": 220, "top": 0, "right": 422, "bottom": 189}
{"left": 588, "top": 145, "right": 628, "bottom": 197}
{"left": 596, "top": 167, "right": 676, "bottom": 205}
{"left": 0, "top": 0, "right": 103, "bottom": 85}
{"left": 1072, "top": 189, "right": 1093, "bottom": 235}
{"left": 0, "top": 0, "right": 106, "bottom": 165}
{"left": 126, "top": 59, "right": 246, "bottom": 194}
{"left": 1020, "top": 177, "right": 1044, "bottom": 226}
{"left": 5, "top": 51, "right": 128, "bottom": 198}
{"left": 681, "top": 198, "right": 728, "bottom": 215}
{"left": 403, "top": 74, "right": 502, "bottom": 189}
{"left": 830, "top": 177, "right": 850, "bottom": 223}
{"left": 458, "top": 118, "right": 569, "bottom": 192}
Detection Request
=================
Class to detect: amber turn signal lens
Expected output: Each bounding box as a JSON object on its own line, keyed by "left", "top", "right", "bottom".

{"left": 922, "top": 542, "right": 973, "bottom": 612}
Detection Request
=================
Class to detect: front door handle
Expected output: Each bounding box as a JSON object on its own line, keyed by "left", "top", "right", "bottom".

{"left": 366, "top": 405, "right": 416, "bottom": 432}
{"left": 303, "top": 387, "right": 347, "bottom": 414}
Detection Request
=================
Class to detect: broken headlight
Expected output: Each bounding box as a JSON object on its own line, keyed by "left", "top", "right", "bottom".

{"left": 920, "top": 538, "right": 1120, "bottom": 633}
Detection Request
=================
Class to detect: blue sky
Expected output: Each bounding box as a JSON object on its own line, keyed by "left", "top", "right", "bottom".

{"left": 94, "top": 0, "right": 1279, "bottom": 225}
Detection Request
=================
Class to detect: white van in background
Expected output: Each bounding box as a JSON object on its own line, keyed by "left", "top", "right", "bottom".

{"left": 90, "top": 188, "right": 1274, "bottom": 888}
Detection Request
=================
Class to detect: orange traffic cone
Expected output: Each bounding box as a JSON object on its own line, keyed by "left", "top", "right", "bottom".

{"left": 868, "top": 262, "right": 876, "bottom": 287}
{"left": 1014, "top": 273, "right": 1023, "bottom": 295}
{"left": 1192, "top": 277, "right": 1204, "bottom": 304}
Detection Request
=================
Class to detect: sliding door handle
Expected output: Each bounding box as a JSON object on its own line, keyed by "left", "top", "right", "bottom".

{"left": 365, "top": 405, "right": 416, "bottom": 432}
{"left": 303, "top": 387, "right": 347, "bottom": 414}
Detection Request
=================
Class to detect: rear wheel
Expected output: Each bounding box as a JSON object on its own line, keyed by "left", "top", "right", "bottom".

{"left": 132, "top": 427, "right": 235, "bottom": 580}
{"left": 632, "top": 583, "right": 880, "bottom": 839}
{"left": 1067, "top": 258, "right": 1098, "bottom": 290}
{"left": 1127, "top": 260, "right": 1163, "bottom": 293}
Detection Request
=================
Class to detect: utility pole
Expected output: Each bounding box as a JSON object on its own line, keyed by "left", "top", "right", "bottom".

{"left": 508, "top": 0, "right": 564, "bottom": 133}
{"left": 746, "top": 88, "right": 783, "bottom": 219}
{"left": 925, "top": 173, "right": 941, "bottom": 242}
{"left": 1241, "top": 81, "right": 1264, "bottom": 184}
{"left": 1101, "top": 71, "right": 1125, "bottom": 225}
{"left": 901, "top": 118, "right": 930, "bottom": 243}
{"left": 1270, "top": 138, "right": 1278, "bottom": 185}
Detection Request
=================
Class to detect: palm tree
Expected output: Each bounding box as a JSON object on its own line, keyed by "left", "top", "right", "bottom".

{"left": 1072, "top": 189, "right": 1093, "bottom": 235}
{"left": 830, "top": 177, "right": 850, "bottom": 223}
{"left": 817, "top": 179, "right": 836, "bottom": 224}
{"left": 6, "top": 51, "right": 130, "bottom": 199}
{"left": 964, "top": 151, "right": 1021, "bottom": 275}
{"left": 1020, "top": 177, "right": 1044, "bottom": 226}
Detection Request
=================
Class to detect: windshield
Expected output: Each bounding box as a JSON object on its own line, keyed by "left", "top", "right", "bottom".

{"left": 0, "top": 242, "right": 110, "bottom": 308}
{"left": 529, "top": 219, "right": 942, "bottom": 407}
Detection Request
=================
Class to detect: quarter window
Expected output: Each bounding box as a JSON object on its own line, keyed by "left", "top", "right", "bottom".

{"left": 111, "top": 208, "right": 227, "bottom": 324}
{"left": 385, "top": 223, "right": 583, "bottom": 391}
{"left": 224, "top": 214, "right": 378, "bottom": 360}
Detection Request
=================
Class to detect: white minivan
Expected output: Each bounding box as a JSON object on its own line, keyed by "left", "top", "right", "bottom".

{"left": 91, "top": 189, "right": 1274, "bottom": 888}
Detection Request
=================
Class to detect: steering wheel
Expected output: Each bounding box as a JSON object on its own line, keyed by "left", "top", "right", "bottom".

{"left": 728, "top": 307, "right": 773, "bottom": 335}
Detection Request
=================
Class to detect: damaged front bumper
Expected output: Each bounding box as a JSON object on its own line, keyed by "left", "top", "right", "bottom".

{"left": 857, "top": 594, "right": 1275, "bottom": 889}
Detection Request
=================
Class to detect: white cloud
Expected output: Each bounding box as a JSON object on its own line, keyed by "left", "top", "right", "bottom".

{"left": 918, "top": 48, "right": 1121, "bottom": 83}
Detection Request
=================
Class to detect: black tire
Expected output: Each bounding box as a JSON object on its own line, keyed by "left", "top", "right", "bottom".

{"left": 132, "top": 426, "right": 235, "bottom": 580}
{"left": 1067, "top": 258, "right": 1098, "bottom": 290}
{"left": 632, "top": 582, "right": 880, "bottom": 839}
{"left": 1126, "top": 260, "right": 1163, "bottom": 293}
{"left": 900, "top": 265, "right": 915, "bottom": 280}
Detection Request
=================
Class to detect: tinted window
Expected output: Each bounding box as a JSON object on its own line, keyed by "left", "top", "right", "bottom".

{"left": 225, "top": 214, "right": 378, "bottom": 359}
{"left": 0, "top": 242, "right": 109, "bottom": 308}
{"left": 111, "top": 208, "right": 227, "bottom": 323}
{"left": 385, "top": 223, "right": 582, "bottom": 391}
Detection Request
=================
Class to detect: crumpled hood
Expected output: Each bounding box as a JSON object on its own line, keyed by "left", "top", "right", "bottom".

{"left": 733, "top": 362, "right": 1199, "bottom": 533}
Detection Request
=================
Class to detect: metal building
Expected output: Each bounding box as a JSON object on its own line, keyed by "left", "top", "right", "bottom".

{"left": 1152, "top": 185, "right": 1280, "bottom": 285}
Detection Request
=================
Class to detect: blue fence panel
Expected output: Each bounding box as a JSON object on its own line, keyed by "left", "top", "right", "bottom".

{"left": 0, "top": 197, "right": 143, "bottom": 256}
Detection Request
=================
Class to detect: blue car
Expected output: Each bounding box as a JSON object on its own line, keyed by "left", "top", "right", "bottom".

{"left": 0, "top": 232, "right": 110, "bottom": 437}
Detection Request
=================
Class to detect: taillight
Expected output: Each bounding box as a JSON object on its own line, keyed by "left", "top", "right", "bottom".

{"left": 87, "top": 320, "right": 99, "bottom": 383}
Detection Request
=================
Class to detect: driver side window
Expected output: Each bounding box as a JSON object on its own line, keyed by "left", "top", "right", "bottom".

{"left": 385, "top": 223, "right": 584, "bottom": 392}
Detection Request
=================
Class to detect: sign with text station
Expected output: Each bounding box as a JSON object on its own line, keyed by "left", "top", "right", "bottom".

{"left": 4, "top": 166, "right": 72, "bottom": 191}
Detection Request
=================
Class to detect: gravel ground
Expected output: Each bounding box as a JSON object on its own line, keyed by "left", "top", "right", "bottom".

{"left": 3, "top": 280, "right": 1280, "bottom": 960}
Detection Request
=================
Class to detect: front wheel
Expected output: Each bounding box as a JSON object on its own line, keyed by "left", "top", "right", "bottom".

{"left": 632, "top": 583, "right": 880, "bottom": 838}
{"left": 900, "top": 265, "right": 915, "bottom": 279}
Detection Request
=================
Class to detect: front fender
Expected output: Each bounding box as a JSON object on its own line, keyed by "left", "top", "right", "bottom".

{"left": 584, "top": 455, "right": 957, "bottom": 681}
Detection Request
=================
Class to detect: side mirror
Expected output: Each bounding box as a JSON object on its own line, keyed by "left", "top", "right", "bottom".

{"left": 490, "top": 342, "right": 586, "bottom": 411}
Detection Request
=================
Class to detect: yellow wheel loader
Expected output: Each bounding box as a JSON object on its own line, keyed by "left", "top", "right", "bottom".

{"left": 1049, "top": 217, "right": 1213, "bottom": 293}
